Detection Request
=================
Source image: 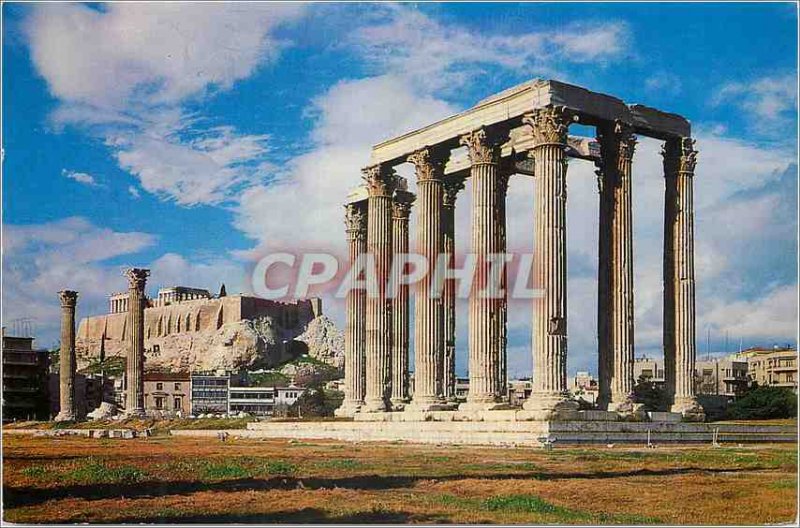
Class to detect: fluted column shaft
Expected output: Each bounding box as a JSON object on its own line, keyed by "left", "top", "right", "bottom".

{"left": 125, "top": 268, "right": 149, "bottom": 416}
{"left": 408, "top": 148, "right": 449, "bottom": 410}
{"left": 442, "top": 177, "right": 465, "bottom": 400}
{"left": 55, "top": 290, "right": 78, "bottom": 422}
{"left": 664, "top": 138, "right": 704, "bottom": 419}
{"left": 336, "top": 203, "right": 367, "bottom": 416}
{"left": 460, "top": 129, "right": 507, "bottom": 409}
{"left": 391, "top": 191, "right": 414, "bottom": 406}
{"left": 523, "top": 108, "right": 576, "bottom": 412}
{"left": 596, "top": 159, "right": 613, "bottom": 409}
{"left": 598, "top": 122, "right": 637, "bottom": 409}
{"left": 363, "top": 165, "right": 397, "bottom": 412}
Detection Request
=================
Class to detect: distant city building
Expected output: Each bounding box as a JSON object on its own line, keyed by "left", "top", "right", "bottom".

{"left": 571, "top": 371, "right": 599, "bottom": 404}
{"left": 695, "top": 357, "right": 749, "bottom": 397}
{"left": 228, "top": 384, "right": 305, "bottom": 416}
{"left": 144, "top": 372, "right": 191, "bottom": 415}
{"left": 734, "top": 346, "right": 798, "bottom": 392}
{"left": 507, "top": 379, "right": 532, "bottom": 406}
{"left": 454, "top": 376, "right": 470, "bottom": 399}
{"left": 191, "top": 372, "right": 230, "bottom": 414}
{"left": 633, "top": 358, "right": 666, "bottom": 387}
{"left": 2, "top": 331, "right": 51, "bottom": 421}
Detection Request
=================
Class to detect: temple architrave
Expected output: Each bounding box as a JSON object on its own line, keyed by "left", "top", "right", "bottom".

{"left": 337, "top": 79, "right": 705, "bottom": 422}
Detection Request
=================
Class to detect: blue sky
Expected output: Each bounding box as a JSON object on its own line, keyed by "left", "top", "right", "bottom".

{"left": 3, "top": 2, "right": 797, "bottom": 377}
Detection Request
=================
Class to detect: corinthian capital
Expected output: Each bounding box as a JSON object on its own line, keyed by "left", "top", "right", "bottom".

{"left": 407, "top": 146, "right": 449, "bottom": 181}
{"left": 344, "top": 203, "right": 367, "bottom": 240}
{"left": 362, "top": 164, "right": 398, "bottom": 197}
{"left": 58, "top": 290, "right": 78, "bottom": 307}
{"left": 661, "top": 137, "right": 697, "bottom": 176}
{"left": 614, "top": 121, "right": 637, "bottom": 162}
{"left": 392, "top": 190, "right": 415, "bottom": 219}
{"left": 442, "top": 176, "right": 465, "bottom": 208}
{"left": 678, "top": 137, "right": 698, "bottom": 174}
{"left": 523, "top": 106, "right": 571, "bottom": 146}
{"left": 124, "top": 268, "right": 150, "bottom": 291}
{"left": 459, "top": 127, "right": 507, "bottom": 165}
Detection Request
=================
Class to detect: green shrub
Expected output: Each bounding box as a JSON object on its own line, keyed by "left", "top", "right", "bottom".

{"left": 727, "top": 386, "right": 797, "bottom": 420}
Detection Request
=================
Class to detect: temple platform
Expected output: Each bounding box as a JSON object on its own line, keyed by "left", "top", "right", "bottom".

{"left": 169, "top": 419, "right": 796, "bottom": 446}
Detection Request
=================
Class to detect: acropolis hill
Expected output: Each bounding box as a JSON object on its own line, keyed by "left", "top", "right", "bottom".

{"left": 76, "top": 285, "right": 335, "bottom": 373}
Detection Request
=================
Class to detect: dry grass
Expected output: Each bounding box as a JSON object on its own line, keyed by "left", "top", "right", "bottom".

{"left": 2, "top": 434, "right": 796, "bottom": 524}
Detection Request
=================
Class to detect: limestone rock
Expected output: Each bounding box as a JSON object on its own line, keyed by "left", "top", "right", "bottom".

{"left": 87, "top": 401, "right": 119, "bottom": 420}
{"left": 77, "top": 316, "right": 289, "bottom": 373}
{"left": 293, "top": 316, "right": 344, "bottom": 369}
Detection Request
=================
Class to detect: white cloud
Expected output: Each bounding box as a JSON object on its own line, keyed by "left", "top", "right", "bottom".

{"left": 115, "top": 125, "right": 270, "bottom": 206}
{"left": 128, "top": 185, "right": 141, "bottom": 199}
{"left": 2, "top": 217, "right": 248, "bottom": 347}
{"left": 62, "top": 169, "right": 100, "bottom": 187}
{"left": 24, "top": 3, "right": 304, "bottom": 205}
{"left": 703, "top": 283, "right": 798, "bottom": 342}
{"left": 644, "top": 72, "right": 682, "bottom": 96}
{"left": 352, "top": 6, "right": 629, "bottom": 91}
{"left": 25, "top": 3, "right": 305, "bottom": 109}
{"left": 712, "top": 74, "right": 797, "bottom": 133}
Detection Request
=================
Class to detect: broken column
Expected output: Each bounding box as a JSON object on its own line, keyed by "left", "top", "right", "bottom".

{"left": 124, "top": 268, "right": 149, "bottom": 417}
{"left": 55, "top": 290, "right": 78, "bottom": 422}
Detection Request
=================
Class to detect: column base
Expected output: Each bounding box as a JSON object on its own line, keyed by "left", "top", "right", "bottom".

{"left": 608, "top": 397, "right": 648, "bottom": 421}
{"left": 390, "top": 398, "right": 410, "bottom": 411}
{"left": 407, "top": 397, "right": 457, "bottom": 412}
{"left": 361, "top": 399, "right": 391, "bottom": 413}
{"left": 54, "top": 411, "right": 76, "bottom": 422}
{"left": 459, "top": 397, "right": 513, "bottom": 412}
{"left": 672, "top": 397, "right": 706, "bottom": 422}
{"left": 522, "top": 392, "right": 579, "bottom": 420}
{"left": 334, "top": 401, "right": 364, "bottom": 417}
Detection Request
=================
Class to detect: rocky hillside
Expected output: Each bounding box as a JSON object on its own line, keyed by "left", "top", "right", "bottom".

{"left": 293, "top": 315, "right": 344, "bottom": 369}
{"left": 76, "top": 315, "right": 343, "bottom": 375}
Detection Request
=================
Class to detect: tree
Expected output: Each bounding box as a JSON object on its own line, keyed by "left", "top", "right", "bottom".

{"left": 289, "top": 385, "right": 341, "bottom": 418}
{"left": 726, "top": 386, "right": 797, "bottom": 420}
{"left": 633, "top": 374, "right": 670, "bottom": 412}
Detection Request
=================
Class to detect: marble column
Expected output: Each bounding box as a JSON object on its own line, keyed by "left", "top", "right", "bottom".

{"left": 497, "top": 166, "right": 511, "bottom": 399}
{"left": 335, "top": 203, "right": 367, "bottom": 417}
{"left": 125, "top": 268, "right": 149, "bottom": 417}
{"left": 522, "top": 107, "right": 578, "bottom": 414}
{"left": 663, "top": 137, "right": 705, "bottom": 421}
{"left": 442, "top": 176, "right": 465, "bottom": 401}
{"left": 55, "top": 290, "right": 78, "bottom": 422}
{"left": 391, "top": 190, "right": 415, "bottom": 409}
{"left": 600, "top": 122, "right": 638, "bottom": 412}
{"left": 595, "top": 156, "right": 613, "bottom": 410}
{"left": 460, "top": 128, "right": 509, "bottom": 411}
{"left": 362, "top": 164, "right": 397, "bottom": 412}
{"left": 408, "top": 147, "right": 451, "bottom": 411}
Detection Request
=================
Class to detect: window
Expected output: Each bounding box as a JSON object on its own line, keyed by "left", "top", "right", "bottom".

{"left": 173, "top": 397, "right": 182, "bottom": 410}
{"left": 156, "top": 382, "right": 163, "bottom": 390}
{"left": 174, "top": 382, "right": 181, "bottom": 390}
{"left": 155, "top": 396, "right": 164, "bottom": 410}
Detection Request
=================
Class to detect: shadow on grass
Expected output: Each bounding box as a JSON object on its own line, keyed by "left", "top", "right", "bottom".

{"left": 107, "top": 508, "right": 448, "bottom": 524}
{"left": 2, "top": 466, "right": 770, "bottom": 509}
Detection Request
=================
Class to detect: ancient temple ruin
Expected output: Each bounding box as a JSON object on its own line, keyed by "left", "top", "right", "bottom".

{"left": 337, "top": 79, "right": 705, "bottom": 423}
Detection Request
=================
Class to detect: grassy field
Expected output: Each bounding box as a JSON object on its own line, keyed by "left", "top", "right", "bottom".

{"left": 2, "top": 433, "right": 797, "bottom": 524}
